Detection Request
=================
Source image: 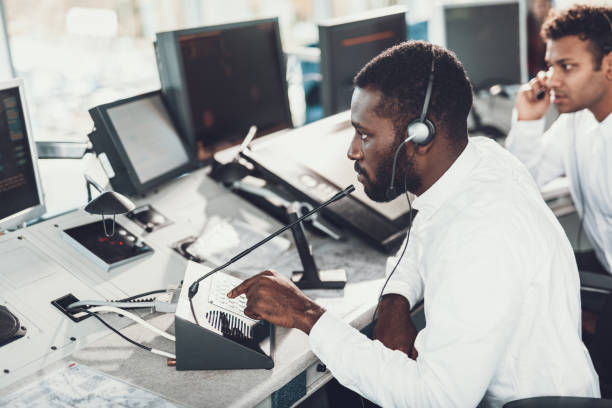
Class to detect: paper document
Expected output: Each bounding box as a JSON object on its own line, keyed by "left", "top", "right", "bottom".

{"left": 186, "top": 216, "right": 291, "bottom": 274}
{"left": 0, "top": 362, "right": 181, "bottom": 408}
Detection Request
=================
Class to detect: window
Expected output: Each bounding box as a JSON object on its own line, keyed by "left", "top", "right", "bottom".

{"left": 3, "top": 0, "right": 401, "bottom": 141}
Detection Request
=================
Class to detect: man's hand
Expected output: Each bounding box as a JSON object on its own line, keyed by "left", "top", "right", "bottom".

{"left": 515, "top": 70, "right": 551, "bottom": 121}
{"left": 373, "top": 294, "right": 418, "bottom": 359}
{"left": 228, "top": 270, "right": 325, "bottom": 334}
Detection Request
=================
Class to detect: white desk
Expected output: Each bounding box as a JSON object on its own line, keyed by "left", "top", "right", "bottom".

{"left": 0, "top": 145, "right": 579, "bottom": 407}
{"left": 0, "top": 166, "right": 390, "bottom": 408}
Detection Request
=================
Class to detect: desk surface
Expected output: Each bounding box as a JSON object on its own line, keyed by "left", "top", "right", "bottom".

{"left": 0, "top": 165, "right": 388, "bottom": 408}
{"left": 0, "top": 146, "right": 577, "bottom": 407}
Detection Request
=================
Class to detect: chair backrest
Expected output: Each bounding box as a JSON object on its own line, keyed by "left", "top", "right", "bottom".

{"left": 504, "top": 396, "right": 612, "bottom": 408}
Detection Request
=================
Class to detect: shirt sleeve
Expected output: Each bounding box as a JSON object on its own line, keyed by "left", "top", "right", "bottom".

{"left": 309, "top": 224, "right": 524, "bottom": 408}
{"left": 505, "top": 110, "right": 569, "bottom": 187}
{"left": 381, "top": 232, "right": 424, "bottom": 308}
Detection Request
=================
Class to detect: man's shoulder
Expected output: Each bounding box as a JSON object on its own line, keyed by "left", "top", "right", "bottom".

{"left": 469, "top": 136, "right": 539, "bottom": 185}
{"left": 437, "top": 139, "right": 545, "bottom": 228}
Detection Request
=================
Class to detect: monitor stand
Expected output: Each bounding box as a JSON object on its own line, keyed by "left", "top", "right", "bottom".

{"left": 287, "top": 204, "right": 346, "bottom": 289}
{"left": 36, "top": 141, "right": 90, "bottom": 159}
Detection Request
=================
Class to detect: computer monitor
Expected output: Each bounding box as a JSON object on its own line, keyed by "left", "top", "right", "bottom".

{"left": 0, "top": 78, "right": 45, "bottom": 231}
{"left": 88, "top": 90, "right": 194, "bottom": 196}
{"left": 434, "top": 0, "right": 527, "bottom": 90}
{"left": 155, "top": 18, "right": 293, "bottom": 162}
{"left": 318, "top": 6, "right": 407, "bottom": 117}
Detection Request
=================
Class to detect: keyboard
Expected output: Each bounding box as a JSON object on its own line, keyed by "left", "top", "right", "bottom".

{"left": 207, "top": 273, "right": 255, "bottom": 321}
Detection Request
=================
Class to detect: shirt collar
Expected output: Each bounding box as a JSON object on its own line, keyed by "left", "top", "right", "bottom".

{"left": 411, "top": 138, "right": 480, "bottom": 221}
{"left": 600, "top": 111, "right": 612, "bottom": 139}
{"left": 581, "top": 109, "right": 612, "bottom": 137}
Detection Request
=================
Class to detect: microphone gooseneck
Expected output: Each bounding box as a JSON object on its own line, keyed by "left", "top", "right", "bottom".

{"left": 387, "top": 135, "right": 416, "bottom": 200}
{"left": 188, "top": 184, "right": 355, "bottom": 299}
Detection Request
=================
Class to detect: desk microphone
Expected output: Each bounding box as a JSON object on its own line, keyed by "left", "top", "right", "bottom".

{"left": 187, "top": 184, "right": 355, "bottom": 299}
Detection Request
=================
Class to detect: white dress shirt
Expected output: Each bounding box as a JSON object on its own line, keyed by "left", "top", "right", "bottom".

{"left": 506, "top": 109, "right": 612, "bottom": 273}
{"left": 309, "top": 137, "right": 599, "bottom": 407}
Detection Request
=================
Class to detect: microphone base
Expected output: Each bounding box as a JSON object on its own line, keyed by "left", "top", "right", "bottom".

{"left": 291, "top": 269, "right": 347, "bottom": 290}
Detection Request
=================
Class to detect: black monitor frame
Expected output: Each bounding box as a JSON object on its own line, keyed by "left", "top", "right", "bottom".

{"left": 155, "top": 17, "right": 293, "bottom": 162}
{"left": 88, "top": 90, "right": 195, "bottom": 197}
{"left": 441, "top": 0, "right": 527, "bottom": 90}
{"left": 318, "top": 6, "right": 407, "bottom": 117}
{"left": 0, "top": 78, "right": 46, "bottom": 231}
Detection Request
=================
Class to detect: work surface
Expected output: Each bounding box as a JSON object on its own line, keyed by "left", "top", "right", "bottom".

{"left": 0, "top": 132, "right": 576, "bottom": 407}
{"left": 0, "top": 167, "right": 390, "bottom": 408}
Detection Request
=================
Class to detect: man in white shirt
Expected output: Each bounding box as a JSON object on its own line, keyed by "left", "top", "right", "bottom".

{"left": 505, "top": 4, "right": 612, "bottom": 278}
{"left": 229, "top": 41, "right": 599, "bottom": 407}
{"left": 505, "top": 5, "right": 612, "bottom": 397}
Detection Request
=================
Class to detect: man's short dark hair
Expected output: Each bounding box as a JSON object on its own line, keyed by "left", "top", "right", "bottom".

{"left": 353, "top": 41, "right": 473, "bottom": 149}
{"left": 541, "top": 5, "right": 612, "bottom": 70}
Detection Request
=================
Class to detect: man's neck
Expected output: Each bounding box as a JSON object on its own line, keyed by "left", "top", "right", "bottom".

{"left": 589, "top": 86, "right": 612, "bottom": 122}
{"left": 416, "top": 138, "right": 468, "bottom": 196}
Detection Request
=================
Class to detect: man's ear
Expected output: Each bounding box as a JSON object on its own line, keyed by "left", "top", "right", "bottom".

{"left": 603, "top": 52, "right": 612, "bottom": 80}
{"left": 414, "top": 136, "right": 436, "bottom": 156}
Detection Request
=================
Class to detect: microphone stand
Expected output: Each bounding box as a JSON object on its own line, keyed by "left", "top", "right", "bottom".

{"left": 188, "top": 184, "right": 355, "bottom": 299}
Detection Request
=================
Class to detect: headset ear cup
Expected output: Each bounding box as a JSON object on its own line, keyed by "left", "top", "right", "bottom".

{"left": 422, "top": 119, "right": 436, "bottom": 145}
{"left": 407, "top": 119, "right": 436, "bottom": 146}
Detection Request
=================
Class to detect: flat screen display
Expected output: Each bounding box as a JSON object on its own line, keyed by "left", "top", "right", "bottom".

{"left": 178, "top": 21, "right": 291, "bottom": 151}
{"left": 0, "top": 86, "right": 41, "bottom": 223}
{"left": 319, "top": 8, "right": 406, "bottom": 115}
{"left": 444, "top": 3, "right": 522, "bottom": 89}
{"left": 106, "top": 94, "right": 190, "bottom": 184}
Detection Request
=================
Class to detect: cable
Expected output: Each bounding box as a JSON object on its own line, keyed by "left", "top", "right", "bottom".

{"left": 88, "top": 306, "right": 176, "bottom": 342}
{"left": 72, "top": 308, "right": 176, "bottom": 360}
{"left": 190, "top": 297, "right": 200, "bottom": 326}
{"left": 69, "top": 300, "right": 156, "bottom": 309}
{"left": 361, "top": 150, "right": 417, "bottom": 408}
{"left": 66, "top": 288, "right": 174, "bottom": 311}
{"left": 117, "top": 289, "right": 167, "bottom": 303}
{"left": 371, "top": 148, "right": 417, "bottom": 322}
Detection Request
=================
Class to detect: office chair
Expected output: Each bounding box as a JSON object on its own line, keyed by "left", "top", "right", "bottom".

{"left": 504, "top": 397, "right": 612, "bottom": 407}
{"left": 580, "top": 272, "right": 612, "bottom": 295}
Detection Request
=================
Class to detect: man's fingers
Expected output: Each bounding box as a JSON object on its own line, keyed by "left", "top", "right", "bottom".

{"left": 536, "top": 70, "right": 548, "bottom": 86}
{"left": 227, "top": 272, "right": 268, "bottom": 298}
{"left": 521, "top": 72, "right": 549, "bottom": 102}
{"left": 243, "top": 304, "right": 261, "bottom": 320}
{"left": 534, "top": 71, "right": 549, "bottom": 98}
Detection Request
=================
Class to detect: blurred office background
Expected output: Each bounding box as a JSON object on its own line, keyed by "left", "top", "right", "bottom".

{"left": 0, "top": 0, "right": 605, "bottom": 143}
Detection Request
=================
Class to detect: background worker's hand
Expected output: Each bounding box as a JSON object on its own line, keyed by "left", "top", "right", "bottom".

{"left": 515, "top": 70, "right": 551, "bottom": 121}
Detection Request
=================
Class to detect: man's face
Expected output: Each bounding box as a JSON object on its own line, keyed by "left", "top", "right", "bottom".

{"left": 348, "top": 87, "right": 420, "bottom": 202}
{"left": 545, "top": 35, "right": 609, "bottom": 113}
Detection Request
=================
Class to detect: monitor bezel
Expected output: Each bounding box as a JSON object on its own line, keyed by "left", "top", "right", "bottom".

{"left": 0, "top": 78, "right": 46, "bottom": 232}
{"left": 89, "top": 90, "right": 196, "bottom": 196}
{"left": 433, "top": 0, "right": 527, "bottom": 87}
{"left": 318, "top": 5, "right": 408, "bottom": 117}
{"left": 159, "top": 17, "right": 293, "bottom": 158}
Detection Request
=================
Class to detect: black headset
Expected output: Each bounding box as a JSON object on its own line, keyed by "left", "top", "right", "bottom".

{"left": 387, "top": 48, "right": 436, "bottom": 198}
{"left": 371, "top": 48, "right": 438, "bottom": 344}
{"left": 603, "top": 12, "right": 612, "bottom": 54}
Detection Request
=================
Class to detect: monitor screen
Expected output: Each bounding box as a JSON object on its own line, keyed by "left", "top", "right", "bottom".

{"left": 443, "top": 2, "right": 525, "bottom": 89}
{"left": 88, "top": 90, "right": 195, "bottom": 196}
{"left": 106, "top": 94, "right": 190, "bottom": 185}
{"left": 0, "top": 80, "right": 45, "bottom": 230}
{"left": 156, "top": 18, "right": 292, "bottom": 161}
{"left": 319, "top": 6, "right": 407, "bottom": 116}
